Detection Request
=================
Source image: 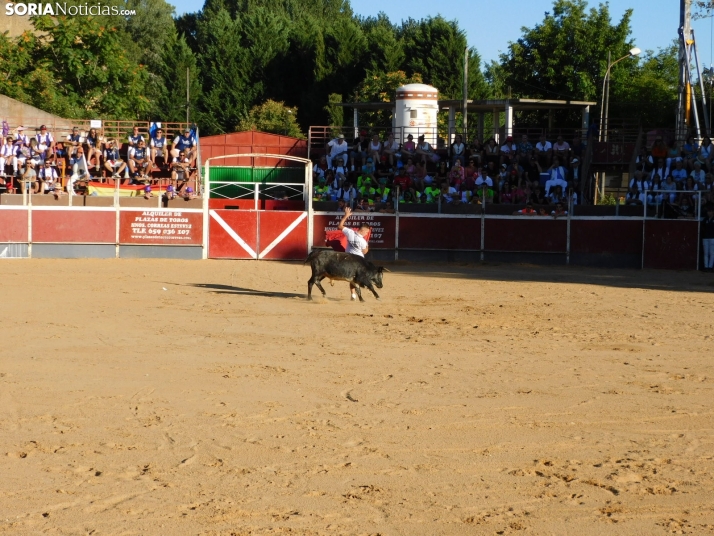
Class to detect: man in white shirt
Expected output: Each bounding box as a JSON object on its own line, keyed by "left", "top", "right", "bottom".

{"left": 475, "top": 171, "right": 493, "bottom": 188}
{"left": 691, "top": 161, "right": 706, "bottom": 184}
{"left": 545, "top": 158, "right": 568, "bottom": 195}
{"left": 535, "top": 134, "right": 552, "bottom": 165}
{"left": 670, "top": 160, "right": 688, "bottom": 184}
{"left": 338, "top": 207, "right": 370, "bottom": 300}
{"left": 326, "top": 134, "right": 349, "bottom": 168}
{"left": 552, "top": 135, "right": 570, "bottom": 161}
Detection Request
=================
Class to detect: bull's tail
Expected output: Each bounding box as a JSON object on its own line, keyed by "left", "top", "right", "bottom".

{"left": 303, "top": 249, "right": 320, "bottom": 265}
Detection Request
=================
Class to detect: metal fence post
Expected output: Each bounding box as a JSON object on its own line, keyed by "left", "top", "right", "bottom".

{"left": 395, "top": 185, "right": 400, "bottom": 261}
{"left": 641, "top": 198, "right": 646, "bottom": 270}
{"left": 696, "top": 192, "right": 702, "bottom": 270}
{"left": 566, "top": 192, "right": 572, "bottom": 265}
{"left": 480, "top": 191, "right": 485, "bottom": 262}
{"left": 202, "top": 161, "right": 210, "bottom": 260}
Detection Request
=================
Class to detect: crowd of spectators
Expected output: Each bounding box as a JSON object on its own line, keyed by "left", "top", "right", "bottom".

{"left": 315, "top": 130, "right": 582, "bottom": 213}
{"left": 627, "top": 134, "right": 714, "bottom": 216}
{"left": 0, "top": 124, "right": 199, "bottom": 198}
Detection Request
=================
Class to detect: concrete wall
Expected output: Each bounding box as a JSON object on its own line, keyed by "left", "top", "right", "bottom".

{"left": 0, "top": 95, "right": 72, "bottom": 131}
{"left": 0, "top": 14, "right": 34, "bottom": 37}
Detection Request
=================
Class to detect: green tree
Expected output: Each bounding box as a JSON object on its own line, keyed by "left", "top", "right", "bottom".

{"left": 353, "top": 70, "right": 423, "bottom": 126}
{"left": 237, "top": 99, "right": 304, "bottom": 138}
{"left": 157, "top": 34, "right": 203, "bottom": 123}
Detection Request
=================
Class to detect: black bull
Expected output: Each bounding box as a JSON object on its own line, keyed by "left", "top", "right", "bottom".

{"left": 304, "top": 250, "right": 388, "bottom": 301}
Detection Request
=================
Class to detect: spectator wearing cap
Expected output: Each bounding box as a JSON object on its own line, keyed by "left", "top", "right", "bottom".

{"left": 66, "top": 126, "right": 83, "bottom": 158}
{"left": 357, "top": 175, "right": 376, "bottom": 199}
{"left": 350, "top": 130, "right": 370, "bottom": 171}
{"left": 326, "top": 133, "right": 349, "bottom": 168}
{"left": 415, "top": 134, "right": 436, "bottom": 165}
{"left": 566, "top": 157, "right": 580, "bottom": 183}
{"left": 500, "top": 136, "right": 517, "bottom": 165}
{"left": 451, "top": 134, "right": 466, "bottom": 166}
{"left": 382, "top": 133, "right": 400, "bottom": 168}
{"left": 361, "top": 156, "right": 376, "bottom": 177}
{"left": 535, "top": 134, "right": 552, "bottom": 166}
{"left": 552, "top": 135, "right": 570, "bottom": 162}
{"left": 375, "top": 176, "right": 390, "bottom": 203}
{"left": 150, "top": 128, "right": 168, "bottom": 166}
{"left": 20, "top": 160, "right": 39, "bottom": 195}
{"left": 35, "top": 125, "right": 55, "bottom": 162}
{"left": 313, "top": 176, "right": 330, "bottom": 201}
{"left": 173, "top": 128, "right": 197, "bottom": 165}
{"left": 14, "top": 126, "right": 30, "bottom": 147}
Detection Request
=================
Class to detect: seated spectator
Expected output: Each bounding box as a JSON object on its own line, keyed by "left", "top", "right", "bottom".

{"left": 39, "top": 161, "right": 59, "bottom": 196}
{"left": 28, "top": 139, "right": 43, "bottom": 165}
{"left": 35, "top": 125, "right": 55, "bottom": 164}
{"left": 392, "top": 167, "right": 412, "bottom": 197}
{"left": 512, "top": 180, "right": 528, "bottom": 204}
{"left": 514, "top": 202, "right": 537, "bottom": 215}
{"left": 375, "top": 177, "right": 390, "bottom": 203}
{"left": 483, "top": 138, "right": 499, "bottom": 165}
{"left": 552, "top": 135, "right": 570, "bottom": 162}
{"left": 334, "top": 180, "right": 357, "bottom": 203}
{"left": 551, "top": 202, "right": 568, "bottom": 219}
{"left": 468, "top": 137, "right": 483, "bottom": 165}
{"left": 358, "top": 176, "right": 376, "bottom": 199}
{"left": 545, "top": 157, "right": 567, "bottom": 195}
{"left": 500, "top": 182, "right": 513, "bottom": 204}
{"left": 128, "top": 125, "right": 144, "bottom": 148}
{"left": 570, "top": 136, "right": 583, "bottom": 162}
{"left": 423, "top": 182, "right": 440, "bottom": 203}
{"left": 336, "top": 198, "right": 347, "bottom": 213}
{"left": 313, "top": 155, "right": 328, "bottom": 180}
{"left": 635, "top": 146, "right": 654, "bottom": 174}
{"left": 66, "top": 127, "right": 83, "bottom": 158}
{"left": 14, "top": 126, "right": 30, "bottom": 147}
{"left": 691, "top": 161, "right": 706, "bottom": 184}
{"left": 525, "top": 155, "right": 543, "bottom": 185}
{"left": 401, "top": 134, "right": 417, "bottom": 161}
{"left": 441, "top": 182, "right": 461, "bottom": 204}
{"left": 671, "top": 159, "right": 688, "bottom": 184}
{"left": 464, "top": 158, "right": 477, "bottom": 180}
{"left": 368, "top": 134, "right": 382, "bottom": 163}
{"left": 530, "top": 185, "right": 546, "bottom": 205}
{"left": 449, "top": 159, "right": 465, "bottom": 188}
{"left": 666, "top": 139, "right": 682, "bottom": 169}
{"left": 683, "top": 135, "right": 699, "bottom": 168}
{"left": 19, "top": 160, "right": 39, "bottom": 195}
{"left": 475, "top": 169, "right": 494, "bottom": 188}
{"left": 451, "top": 134, "right": 466, "bottom": 165}
{"left": 170, "top": 150, "right": 192, "bottom": 192}
{"left": 85, "top": 127, "right": 104, "bottom": 172}
{"left": 128, "top": 139, "right": 150, "bottom": 182}
{"left": 331, "top": 156, "right": 348, "bottom": 182}
{"left": 150, "top": 128, "right": 168, "bottom": 166}
{"left": 313, "top": 177, "right": 330, "bottom": 201}
{"left": 354, "top": 196, "right": 373, "bottom": 212}
{"left": 414, "top": 161, "right": 431, "bottom": 191}
{"left": 662, "top": 175, "right": 678, "bottom": 203}
{"left": 625, "top": 184, "right": 645, "bottom": 205}
{"left": 651, "top": 136, "right": 668, "bottom": 160}
{"left": 500, "top": 136, "right": 517, "bottom": 165}
{"left": 629, "top": 171, "right": 650, "bottom": 192}
{"left": 566, "top": 184, "right": 578, "bottom": 206}
{"left": 0, "top": 136, "right": 14, "bottom": 175}
{"left": 104, "top": 140, "right": 128, "bottom": 182}
{"left": 172, "top": 128, "right": 197, "bottom": 165}
{"left": 535, "top": 134, "right": 552, "bottom": 165}
{"left": 415, "top": 135, "right": 436, "bottom": 164}
{"left": 13, "top": 137, "right": 31, "bottom": 175}
{"left": 361, "top": 157, "right": 376, "bottom": 177}
{"left": 68, "top": 148, "right": 90, "bottom": 195}
{"left": 650, "top": 158, "right": 669, "bottom": 182}
{"left": 378, "top": 200, "right": 396, "bottom": 213}
{"left": 548, "top": 185, "right": 564, "bottom": 205}
{"left": 475, "top": 183, "right": 494, "bottom": 204}
{"left": 507, "top": 159, "right": 524, "bottom": 183}
{"left": 382, "top": 133, "right": 400, "bottom": 168}
{"left": 326, "top": 134, "right": 349, "bottom": 168}
{"left": 350, "top": 130, "right": 370, "bottom": 171}
{"left": 517, "top": 134, "right": 533, "bottom": 162}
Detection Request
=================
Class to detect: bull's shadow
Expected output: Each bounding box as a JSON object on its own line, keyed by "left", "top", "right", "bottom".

{"left": 187, "top": 283, "right": 304, "bottom": 299}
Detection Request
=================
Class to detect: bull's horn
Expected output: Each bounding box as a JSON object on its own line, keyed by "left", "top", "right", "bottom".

{"left": 380, "top": 267, "right": 391, "bottom": 272}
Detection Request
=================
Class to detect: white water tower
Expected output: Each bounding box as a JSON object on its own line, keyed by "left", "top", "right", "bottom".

{"left": 394, "top": 83, "right": 439, "bottom": 146}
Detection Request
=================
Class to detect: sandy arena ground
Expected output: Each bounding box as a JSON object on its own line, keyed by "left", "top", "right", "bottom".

{"left": 1, "top": 258, "right": 714, "bottom": 535}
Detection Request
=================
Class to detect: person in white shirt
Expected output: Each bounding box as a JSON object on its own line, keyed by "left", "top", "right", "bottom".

{"left": 368, "top": 134, "right": 382, "bottom": 163}
{"left": 150, "top": 128, "right": 168, "bottom": 165}
{"left": 475, "top": 172, "right": 494, "bottom": 188}
{"left": 382, "top": 133, "right": 400, "bottom": 168}
{"left": 39, "top": 161, "right": 59, "bottom": 194}
{"left": 14, "top": 127, "right": 30, "bottom": 147}
{"left": 552, "top": 135, "right": 570, "bottom": 161}
{"left": 451, "top": 134, "right": 466, "bottom": 165}
{"left": 670, "top": 159, "right": 688, "bottom": 184}
{"left": 68, "top": 148, "right": 90, "bottom": 195}
{"left": 629, "top": 171, "right": 650, "bottom": 192}
{"left": 535, "top": 134, "right": 552, "bottom": 165}
{"left": 545, "top": 158, "right": 567, "bottom": 195}
{"left": 66, "top": 126, "right": 83, "bottom": 158}
{"left": 337, "top": 207, "right": 371, "bottom": 300}
{"left": 690, "top": 161, "right": 706, "bottom": 184}
{"left": 650, "top": 158, "right": 669, "bottom": 182}
{"left": 0, "top": 136, "right": 14, "bottom": 176}
{"left": 35, "top": 125, "right": 55, "bottom": 163}
{"left": 326, "top": 134, "right": 349, "bottom": 168}
{"left": 500, "top": 136, "right": 517, "bottom": 165}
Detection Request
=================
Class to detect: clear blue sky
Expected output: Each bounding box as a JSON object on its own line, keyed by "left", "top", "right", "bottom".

{"left": 169, "top": 0, "right": 714, "bottom": 69}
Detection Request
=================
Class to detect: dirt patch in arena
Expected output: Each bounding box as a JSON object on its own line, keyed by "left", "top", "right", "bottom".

{"left": 1, "top": 259, "right": 713, "bottom": 535}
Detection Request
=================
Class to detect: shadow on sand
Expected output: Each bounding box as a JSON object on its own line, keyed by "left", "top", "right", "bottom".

{"left": 187, "top": 283, "right": 305, "bottom": 300}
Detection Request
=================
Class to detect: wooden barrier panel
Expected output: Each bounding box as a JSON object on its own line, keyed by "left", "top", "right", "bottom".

{"left": 643, "top": 220, "right": 698, "bottom": 270}
{"left": 484, "top": 218, "right": 567, "bottom": 252}
{"left": 312, "top": 213, "right": 396, "bottom": 249}
{"left": 398, "top": 216, "right": 480, "bottom": 249}
{"left": 33, "top": 210, "right": 115, "bottom": 243}
{"left": 258, "top": 211, "right": 307, "bottom": 260}
{"left": 570, "top": 219, "right": 642, "bottom": 255}
{"left": 119, "top": 210, "right": 203, "bottom": 245}
{"left": 0, "top": 209, "right": 29, "bottom": 242}
{"left": 208, "top": 210, "right": 258, "bottom": 259}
